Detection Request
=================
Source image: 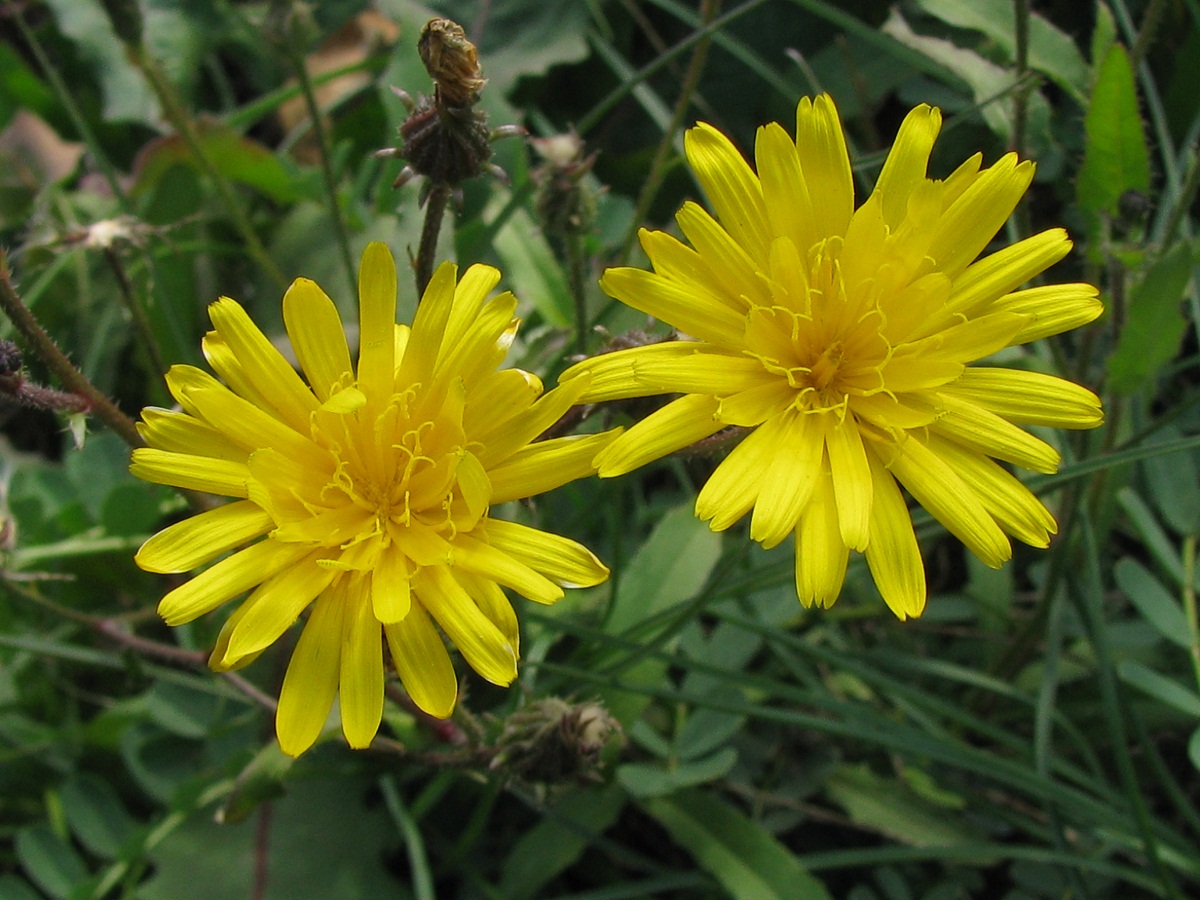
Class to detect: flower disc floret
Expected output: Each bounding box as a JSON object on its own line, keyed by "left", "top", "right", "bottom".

{"left": 561, "top": 95, "right": 1103, "bottom": 619}
{"left": 132, "top": 244, "right": 616, "bottom": 756}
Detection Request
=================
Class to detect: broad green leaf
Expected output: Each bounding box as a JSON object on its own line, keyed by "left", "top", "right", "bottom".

{"left": 1117, "top": 660, "right": 1200, "bottom": 718}
{"left": 499, "top": 787, "right": 625, "bottom": 900}
{"left": 0, "top": 45, "right": 57, "bottom": 131}
{"left": 1190, "top": 726, "right": 1200, "bottom": 772}
{"left": 15, "top": 824, "right": 88, "bottom": 900}
{"left": 824, "top": 763, "right": 986, "bottom": 848}
{"left": 140, "top": 778, "right": 403, "bottom": 898}
{"left": 914, "top": 0, "right": 1090, "bottom": 103}
{"left": 59, "top": 775, "right": 137, "bottom": 859}
{"left": 881, "top": 9, "right": 1051, "bottom": 144}
{"left": 598, "top": 505, "right": 722, "bottom": 724}
{"left": 485, "top": 194, "right": 573, "bottom": 327}
{"left": 0, "top": 875, "right": 43, "bottom": 900}
{"left": 144, "top": 682, "right": 225, "bottom": 739}
{"left": 1076, "top": 44, "right": 1149, "bottom": 217}
{"left": 1114, "top": 559, "right": 1192, "bottom": 649}
{"left": 605, "top": 504, "right": 722, "bottom": 637}
{"left": 42, "top": 0, "right": 160, "bottom": 126}
{"left": 131, "top": 121, "right": 322, "bottom": 205}
{"left": 642, "top": 790, "right": 833, "bottom": 900}
{"left": 1141, "top": 426, "right": 1200, "bottom": 535}
{"left": 618, "top": 747, "right": 738, "bottom": 798}
{"left": 1107, "top": 241, "right": 1194, "bottom": 395}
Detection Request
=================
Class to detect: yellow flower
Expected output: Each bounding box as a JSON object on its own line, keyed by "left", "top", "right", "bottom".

{"left": 132, "top": 244, "right": 615, "bottom": 756}
{"left": 561, "top": 96, "right": 1103, "bottom": 619}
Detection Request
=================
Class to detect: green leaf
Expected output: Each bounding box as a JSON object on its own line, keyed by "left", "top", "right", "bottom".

{"left": 0, "top": 874, "right": 44, "bottom": 900}
{"left": 499, "top": 787, "right": 625, "bottom": 900}
{"left": 1106, "top": 241, "right": 1194, "bottom": 395}
{"left": 1141, "top": 426, "right": 1200, "bottom": 535}
{"left": 1114, "top": 558, "right": 1192, "bottom": 649}
{"left": 605, "top": 505, "right": 722, "bottom": 637}
{"left": 0, "top": 44, "right": 58, "bottom": 131}
{"left": 131, "top": 120, "right": 322, "bottom": 205}
{"left": 824, "top": 763, "right": 986, "bottom": 848}
{"left": 1117, "top": 660, "right": 1200, "bottom": 718}
{"left": 618, "top": 748, "right": 738, "bottom": 799}
{"left": 42, "top": 0, "right": 160, "bottom": 126}
{"left": 642, "top": 790, "right": 832, "bottom": 900}
{"left": 914, "top": 0, "right": 1090, "bottom": 103}
{"left": 1190, "top": 726, "right": 1200, "bottom": 772}
{"left": 15, "top": 824, "right": 88, "bottom": 900}
{"left": 217, "top": 741, "right": 294, "bottom": 825}
{"left": 59, "top": 775, "right": 137, "bottom": 859}
{"left": 140, "top": 778, "right": 404, "bottom": 899}
{"left": 1076, "top": 43, "right": 1149, "bottom": 217}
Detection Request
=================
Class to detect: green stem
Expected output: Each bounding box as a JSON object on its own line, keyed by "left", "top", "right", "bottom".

{"left": 1130, "top": 0, "right": 1169, "bottom": 67}
{"left": 1182, "top": 535, "right": 1200, "bottom": 696}
{"left": 565, "top": 232, "right": 589, "bottom": 354}
{"left": 6, "top": 1, "right": 129, "bottom": 210}
{"left": 131, "top": 47, "right": 288, "bottom": 291}
{"left": 617, "top": 0, "right": 721, "bottom": 265}
{"left": 0, "top": 253, "right": 143, "bottom": 449}
{"left": 416, "top": 186, "right": 451, "bottom": 299}
{"left": 103, "top": 248, "right": 168, "bottom": 378}
{"left": 283, "top": 46, "right": 358, "bottom": 298}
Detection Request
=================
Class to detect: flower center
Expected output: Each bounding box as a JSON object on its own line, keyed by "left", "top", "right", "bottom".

{"left": 807, "top": 341, "right": 844, "bottom": 393}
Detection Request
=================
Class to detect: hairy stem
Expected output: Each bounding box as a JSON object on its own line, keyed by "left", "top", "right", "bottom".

{"left": 416, "top": 186, "right": 451, "bottom": 298}
{"left": 0, "top": 253, "right": 143, "bottom": 449}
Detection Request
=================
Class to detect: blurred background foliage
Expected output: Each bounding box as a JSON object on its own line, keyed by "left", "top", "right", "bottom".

{"left": 0, "top": 0, "right": 1198, "bottom": 897}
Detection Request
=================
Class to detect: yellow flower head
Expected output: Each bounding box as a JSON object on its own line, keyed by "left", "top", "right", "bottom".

{"left": 562, "top": 95, "right": 1103, "bottom": 619}
{"left": 132, "top": 244, "right": 614, "bottom": 756}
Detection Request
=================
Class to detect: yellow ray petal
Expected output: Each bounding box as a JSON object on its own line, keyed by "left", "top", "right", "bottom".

{"left": 927, "top": 154, "right": 1035, "bottom": 279}
{"left": 180, "top": 386, "right": 323, "bottom": 468}
{"left": 157, "top": 537, "right": 311, "bottom": 626}
{"left": 276, "top": 586, "right": 343, "bottom": 757}
{"left": 485, "top": 518, "right": 609, "bottom": 590}
{"left": 684, "top": 122, "right": 771, "bottom": 265}
{"left": 450, "top": 532, "right": 562, "bottom": 605}
{"left": 942, "top": 228, "right": 1074, "bottom": 326}
{"left": 795, "top": 94, "right": 854, "bottom": 239}
{"left": 385, "top": 602, "right": 456, "bottom": 718}
{"left": 130, "top": 448, "right": 250, "bottom": 498}
{"left": 594, "top": 394, "right": 724, "bottom": 477}
{"left": 418, "top": 565, "right": 517, "bottom": 686}
{"left": 473, "top": 374, "right": 586, "bottom": 469}
{"left": 715, "top": 379, "right": 794, "bottom": 427}
{"left": 282, "top": 277, "right": 352, "bottom": 401}
{"left": 357, "top": 242, "right": 399, "bottom": 402}
{"left": 750, "top": 411, "right": 823, "bottom": 549}
{"left": 560, "top": 341, "right": 704, "bottom": 402}
{"left": 339, "top": 576, "right": 384, "bottom": 749}
{"left": 442, "top": 263, "right": 503, "bottom": 356}
{"left": 673, "top": 203, "right": 771, "bottom": 308}
{"left": 863, "top": 451, "right": 925, "bottom": 619}
{"left": 208, "top": 297, "right": 319, "bottom": 431}
{"left": 137, "top": 408, "right": 245, "bottom": 461}
{"left": 488, "top": 431, "right": 618, "bottom": 505}
{"left": 221, "top": 552, "right": 336, "bottom": 664}
{"left": 465, "top": 369, "right": 543, "bottom": 440}
{"left": 136, "top": 500, "right": 274, "bottom": 573}
{"left": 887, "top": 432, "right": 1012, "bottom": 568}
{"left": 456, "top": 570, "right": 519, "bottom": 653}
{"left": 755, "top": 122, "right": 818, "bottom": 261}
{"left": 795, "top": 471, "right": 849, "bottom": 608}
{"left": 930, "top": 393, "right": 1061, "bottom": 474}
{"left": 826, "top": 416, "right": 872, "bottom": 551}
{"left": 873, "top": 103, "right": 941, "bottom": 229}
{"left": 600, "top": 267, "right": 748, "bottom": 348}
{"left": 929, "top": 435, "right": 1057, "bottom": 548}
{"left": 397, "top": 260, "right": 454, "bottom": 388}
{"left": 372, "top": 546, "right": 411, "bottom": 624}
{"left": 996, "top": 284, "right": 1104, "bottom": 344}
{"left": 695, "top": 419, "right": 778, "bottom": 531}
{"left": 944, "top": 368, "right": 1103, "bottom": 429}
